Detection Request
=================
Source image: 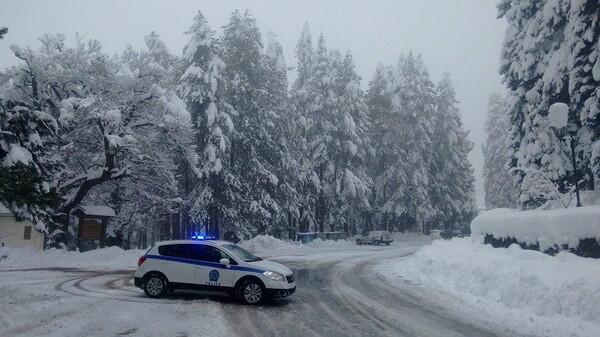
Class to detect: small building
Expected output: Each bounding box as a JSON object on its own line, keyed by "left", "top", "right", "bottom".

{"left": 72, "top": 205, "right": 116, "bottom": 252}
{"left": 0, "top": 204, "right": 45, "bottom": 250}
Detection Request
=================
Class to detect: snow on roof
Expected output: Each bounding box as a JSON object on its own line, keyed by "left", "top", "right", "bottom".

{"left": 0, "top": 204, "right": 11, "bottom": 215}
{"left": 471, "top": 206, "right": 600, "bottom": 250}
{"left": 74, "top": 206, "right": 116, "bottom": 218}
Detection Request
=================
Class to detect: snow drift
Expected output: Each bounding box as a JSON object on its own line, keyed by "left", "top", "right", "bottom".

{"left": 376, "top": 238, "right": 600, "bottom": 336}
{"left": 471, "top": 206, "right": 600, "bottom": 253}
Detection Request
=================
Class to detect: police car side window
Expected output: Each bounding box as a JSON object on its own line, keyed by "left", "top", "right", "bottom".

{"left": 211, "top": 247, "right": 238, "bottom": 265}
{"left": 188, "top": 244, "right": 211, "bottom": 261}
{"left": 188, "top": 245, "right": 237, "bottom": 265}
{"left": 158, "top": 244, "right": 190, "bottom": 259}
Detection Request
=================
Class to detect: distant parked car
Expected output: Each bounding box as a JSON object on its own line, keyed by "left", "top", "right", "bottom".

{"left": 356, "top": 231, "right": 393, "bottom": 246}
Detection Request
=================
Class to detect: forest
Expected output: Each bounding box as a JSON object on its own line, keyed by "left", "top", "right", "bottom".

{"left": 483, "top": 0, "right": 600, "bottom": 212}
{"left": 0, "top": 10, "right": 477, "bottom": 248}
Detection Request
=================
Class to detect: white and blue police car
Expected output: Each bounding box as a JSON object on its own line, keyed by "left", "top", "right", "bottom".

{"left": 134, "top": 238, "right": 296, "bottom": 304}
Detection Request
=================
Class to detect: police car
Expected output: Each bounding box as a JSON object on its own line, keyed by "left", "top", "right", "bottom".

{"left": 134, "top": 238, "right": 296, "bottom": 304}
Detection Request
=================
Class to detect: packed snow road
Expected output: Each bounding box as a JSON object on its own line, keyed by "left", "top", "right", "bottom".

{"left": 0, "top": 239, "right": 524, "bottom": 337}
{"left": 223, "top": 242, "right": 510, "bottom": 337}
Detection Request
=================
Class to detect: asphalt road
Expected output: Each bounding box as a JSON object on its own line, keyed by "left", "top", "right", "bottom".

{"left": 221, "top": 244, "right": 508, "bottom": 337}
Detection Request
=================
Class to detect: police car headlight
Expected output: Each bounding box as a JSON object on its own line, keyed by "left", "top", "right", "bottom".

{"left": 263, "top": 271, "right": 285, "bottom": 282}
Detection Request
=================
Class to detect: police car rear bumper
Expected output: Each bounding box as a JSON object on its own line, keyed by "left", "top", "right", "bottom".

{"left": 266, "top": 286, "right": 296, "bottom": 298}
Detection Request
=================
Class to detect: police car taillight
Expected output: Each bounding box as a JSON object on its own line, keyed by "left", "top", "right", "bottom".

{"left": 138, "top": 255, "right": 147, "bottom": 266}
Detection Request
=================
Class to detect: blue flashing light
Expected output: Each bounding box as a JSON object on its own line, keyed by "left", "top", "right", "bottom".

{"left": 190, "top": 235, "right": 216, "bottom": 240}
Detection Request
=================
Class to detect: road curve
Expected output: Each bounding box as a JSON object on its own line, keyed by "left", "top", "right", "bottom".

{"left": 223, "top": 244, "right": 516, "bottom": 337}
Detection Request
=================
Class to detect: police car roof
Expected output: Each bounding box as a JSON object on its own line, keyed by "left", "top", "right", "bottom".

{"left": 153, "top": 239, "right": 232, "bottom": 246}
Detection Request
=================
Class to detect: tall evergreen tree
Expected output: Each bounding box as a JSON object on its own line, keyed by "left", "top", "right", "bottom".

{"left": 0, "top": 42, "right": 57, "bottom": 232}
{"left": 392, "top": 52, "right": 437, "bottom": 231}
{"left": 178, "top": 11, "right": 238, "bottom": 238}
{"left": 430, "top": 73, "right": 477, "bottom": 229}
{"left": 264, "top": 32, "right": 300, "bottom": 238}
{"left": 305, "top": 34, "right": 338, "bottom": 232}
{"left": 331, "top": 50, "right": 372, "bottom": 234}
{"left": 290, "top": 23, "right": 317, "bottom": 233}
{"left": 483, "top": 93, "right": 518, "bottom": 209}
{"left": 221, "top": 10, "right": 287, "bottom": 236}
{"left": 565, "top": 0, "right": 600, "bottom": 187}
{"left": 366, "top": 63, "right": 396, "bottom": 231}
{"left": 499, "top": 0, "right": 596, "bottom": 208}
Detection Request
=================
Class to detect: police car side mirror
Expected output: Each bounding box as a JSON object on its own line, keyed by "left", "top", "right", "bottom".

{"left": 220, "top": 258, "right": 231, "bottom": 268}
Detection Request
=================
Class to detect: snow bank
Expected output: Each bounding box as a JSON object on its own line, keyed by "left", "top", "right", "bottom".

{"left": 471, "top": 206, "right": 600, "bottom": 251}
{"left": 239, "top": 235, "right": 353, "bottom": 253}
{"left": 376, "top": 238, "right": 600, "bottom": 335}
{"left": 0, "top": 246, "right": 144, "bottom": 270}
{"left": 239, "top": 235, "right": 300, "bottom": 252}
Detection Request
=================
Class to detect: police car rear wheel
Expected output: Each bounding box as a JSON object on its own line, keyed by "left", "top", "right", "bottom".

{"left": 240, "top": 280, "right": 264, "bottom": 304}
{"left": 144, "top": 274, "right": 167, "bottom": 298}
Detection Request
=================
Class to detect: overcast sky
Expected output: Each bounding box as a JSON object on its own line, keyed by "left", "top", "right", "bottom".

{"left": 0, "top": 0, "right": 507, "bottom": 207}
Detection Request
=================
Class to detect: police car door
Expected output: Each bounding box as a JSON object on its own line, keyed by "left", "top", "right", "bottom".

{"left": 190, "top": 244, "right": 236, "bottom": 288}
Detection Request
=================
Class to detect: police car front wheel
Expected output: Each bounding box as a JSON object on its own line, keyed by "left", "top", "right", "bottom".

{"left": 240, "top": 280, "right": 265, "bottom": 304}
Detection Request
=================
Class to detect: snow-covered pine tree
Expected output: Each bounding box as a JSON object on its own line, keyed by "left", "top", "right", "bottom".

{"left": 293, "top": 23, "right": 314, "bottom": 94}
{"left": 264, "top": 32, "right": 301, "bottom": 239}
{"left": 290, "top": 23, "right": 318, "bottom": 233}
{"left": 483, "top": 93, "right": 519, "bottom": 209}
{"left": 0, "top": 27, "right": 7, "bottom": 39}
{"left": 391, "top": 52, "right": 436, "bottom": 232}
{"left": 178, "top": 11, "right": 238, "bottom": 239}
{"left": 565, "top": 0, "right": 600, "bottom": 188}
{"left": 221, "top": 10, "right": 286, "bottom": 237}
{"left": 331, "top": 50, "right": 372, "bottom": 235}
{"left": 499, "top": 0, "right": 591, "bottom": 209}
{"left": 366, "top": 63, "right": 396, "bottom": 231}
{"left": 430, "top": 73, "right": 477, "bottom": 230}
{"left": 305, "top": 34, "right": 338, "bottom": 233}
{"left": 0, "top": 42, "right": 58, "bottom": 233}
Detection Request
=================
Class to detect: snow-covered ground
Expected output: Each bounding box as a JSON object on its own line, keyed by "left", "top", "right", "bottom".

{"left": 0, "top": 246, "right": 144, "bottom": 270}
{"left": 376, "top": 237, "right": 600, "bottom": 337}
{"left": 0, "top": 236, "right": 392, "bottom": 337}
{"left": 0, "top": 246, "right": 234, "bottom": 337}
{"left": 4, "top": 233, "right": 597, "bottom": 336}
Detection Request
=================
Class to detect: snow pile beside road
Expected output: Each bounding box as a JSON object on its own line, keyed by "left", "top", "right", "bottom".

{"left": 239, "top": 235, "right": 353, "bottom": 252}
{"left": 377, "top": 238, "right": 600, "bottom": 328}
{"left": 0, "top": 246, "right": 143, "bottom": 270}
{"left": 239, "top": 235, "right": 299, "bottom": 252}
{"left": 471, "top": 206, "right": 600, "bottom": 250}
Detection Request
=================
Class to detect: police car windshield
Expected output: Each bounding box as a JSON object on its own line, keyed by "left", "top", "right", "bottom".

{"left": 222, "top": 244, "right": 262, "bottom": 262}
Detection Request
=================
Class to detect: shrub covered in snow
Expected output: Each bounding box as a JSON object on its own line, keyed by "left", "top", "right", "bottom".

{"left": 471, "top": 206, "right": 600, "bottom": 257}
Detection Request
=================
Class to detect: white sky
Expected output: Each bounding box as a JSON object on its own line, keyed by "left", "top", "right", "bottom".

{"left": 0, "top": 0, "right": 507, "bottom": 207}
